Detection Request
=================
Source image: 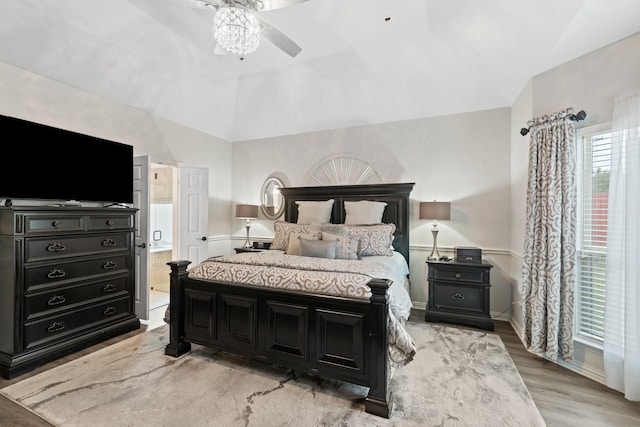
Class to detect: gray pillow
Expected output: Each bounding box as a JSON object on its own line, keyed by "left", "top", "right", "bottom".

{"left": 299, "top": 238, "right": 337, "bottom": 259}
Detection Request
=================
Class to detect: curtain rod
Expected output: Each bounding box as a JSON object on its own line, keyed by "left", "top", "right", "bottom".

{"left": 520, "top": 109, "right": 587, "bottom": 136}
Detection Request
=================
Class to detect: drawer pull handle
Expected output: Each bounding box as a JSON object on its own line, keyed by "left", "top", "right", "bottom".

{"left": 455, "top": 272, "right": 461, "bottom": 279}
{"left": 52, "top": 220, "right": 62, "bottom": 228}
{"left": 46, "top": 242, "right": 66, "bottom": 252}
{"left": 106, "top": 219, "right": 114, "bottom": 226}
{"left": 47, "top": 294, "right": 66, "bottom": 306}
{"left": 46, "top": 321, "right": 65, "bottom": 333}
{"left": 47, "top": 268, "right": 66, "bottom": 279}
{"left": 101, "top": 238, "right": 117, "bottom": 247}
{"left": 451, "top": 292, "right": 465, "bottom": 301}
{"left": 102, "top": 283, "right": 117, "bottom": 292}
{"left": 103, "top": 306, "right": 117, "bottom": 316}
{"left": 103, "top": 261, "right": 118, "bottom": 270}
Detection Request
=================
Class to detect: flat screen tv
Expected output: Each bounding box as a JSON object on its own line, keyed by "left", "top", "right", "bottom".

{"left": 1, "top": 114, "right": 134, "bottom": 205}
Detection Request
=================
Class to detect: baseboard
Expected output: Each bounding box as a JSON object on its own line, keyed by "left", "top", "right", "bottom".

{"left": 508, "top": 318, "right": 606, "bottom": 386}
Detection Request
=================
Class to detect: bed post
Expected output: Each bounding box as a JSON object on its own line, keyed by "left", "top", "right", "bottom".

{"left": 164, "top": 260, "right": 192, "bottom": 357}
{"left": 364, "top": 278, "right": 393, "bottom": 418}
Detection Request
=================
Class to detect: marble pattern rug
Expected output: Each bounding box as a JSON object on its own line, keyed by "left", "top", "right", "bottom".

{"left": 0, "top": 322, "right": 546, "bottom": 427}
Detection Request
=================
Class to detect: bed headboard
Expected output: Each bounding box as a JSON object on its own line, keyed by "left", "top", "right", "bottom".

{"left": 280, "top": 183, "right": 415, "bottom": 267}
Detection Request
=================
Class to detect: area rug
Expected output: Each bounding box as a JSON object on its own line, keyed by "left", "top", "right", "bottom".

{"left": 0, "top": 322, "right": 545, "bottom": 427}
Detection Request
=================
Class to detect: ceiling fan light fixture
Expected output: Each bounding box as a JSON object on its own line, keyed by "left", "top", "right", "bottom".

{"left": 213, "top": 6, "right": 261, "bottom": 55}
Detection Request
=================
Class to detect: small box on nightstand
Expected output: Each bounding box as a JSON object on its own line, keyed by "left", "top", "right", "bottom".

{"left": 454, "top": 246, "right": 482, "bottom": 263}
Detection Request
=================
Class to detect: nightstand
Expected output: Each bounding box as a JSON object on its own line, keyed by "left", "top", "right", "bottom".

{"left": 234, "top": 247, "right": 266, "bottom": 254}
{"left": 425, "top": 260, "right": 494, "bottom": 331}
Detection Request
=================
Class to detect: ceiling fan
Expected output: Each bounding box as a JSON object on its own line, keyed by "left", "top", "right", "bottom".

{"left": 195, "top": 0, "right": 309, "bottom": 57}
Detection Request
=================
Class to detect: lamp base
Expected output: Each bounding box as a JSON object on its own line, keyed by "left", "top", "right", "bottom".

{"left": 243, "top": 223, "right": 252, "bottom": 248}
{"left": 427, "top": 228, "right": 442, "bottom": 261}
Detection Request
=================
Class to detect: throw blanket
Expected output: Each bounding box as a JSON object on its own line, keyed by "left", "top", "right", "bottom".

{"left": 188, "top": 252, "right": 416, "bottom": 367}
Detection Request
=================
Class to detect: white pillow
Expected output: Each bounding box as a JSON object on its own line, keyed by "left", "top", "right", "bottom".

{"left": 296, "top": 199, "right": 334, "bottom": 224}
{"left": 344, "top": 201, "right": 387, "bottom": 225}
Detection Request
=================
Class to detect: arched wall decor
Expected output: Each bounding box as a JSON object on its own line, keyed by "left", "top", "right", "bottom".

{"left": 306, "top": 154, "right": 381, "bottom": 186}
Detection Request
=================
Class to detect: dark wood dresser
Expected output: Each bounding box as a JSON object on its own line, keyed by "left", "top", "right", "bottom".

{"left": 425, "top": 260, "right": 494, "bottom": 331}
{"left": 0, "top": 206, "right": 140, "bottom": 378}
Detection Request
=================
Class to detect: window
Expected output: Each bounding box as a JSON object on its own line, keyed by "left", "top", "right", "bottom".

{"left": 575, "top": 126, "right": 612, "bottom": 344}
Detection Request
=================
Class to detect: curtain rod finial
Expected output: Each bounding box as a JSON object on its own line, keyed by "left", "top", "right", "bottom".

{"left": 569, "top": 110, "right": 587, "bottom": 122}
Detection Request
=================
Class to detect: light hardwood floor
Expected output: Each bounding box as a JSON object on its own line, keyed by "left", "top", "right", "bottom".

{"left": 1, "top": 308, "right": 638, "bottom": 426}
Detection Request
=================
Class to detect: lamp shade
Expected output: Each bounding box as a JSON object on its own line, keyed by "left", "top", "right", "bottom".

{"left": 236, "top": 204, "right": 259, "bottom": 219}
{"left": 419, "top": 201, "right": 451, "bottom": 220}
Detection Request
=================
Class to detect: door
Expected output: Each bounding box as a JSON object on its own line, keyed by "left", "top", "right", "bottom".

{"left": 133, "top": 155, "right": 150, "bottom": 320}
{"left": 178, "top": 167, "right": 209, "bottom": 265}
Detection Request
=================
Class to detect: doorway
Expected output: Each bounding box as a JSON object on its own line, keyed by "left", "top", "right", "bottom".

{"left": 148, "top": 164, "right": 176, "bottom": 311}
{"left": 133, "top": 158, "right": 209, "bottom": 322}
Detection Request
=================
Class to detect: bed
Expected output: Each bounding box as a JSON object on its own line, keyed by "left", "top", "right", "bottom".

{"left": 164, "top": 182, "right": 415, "bottom": 418}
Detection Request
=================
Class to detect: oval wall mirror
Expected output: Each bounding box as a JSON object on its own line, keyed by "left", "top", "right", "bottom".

{"left": 260, "top": 177, "right": 285, "bottom": 219}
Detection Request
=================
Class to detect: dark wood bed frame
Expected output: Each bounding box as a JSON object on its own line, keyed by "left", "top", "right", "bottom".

{"left": 165, "top": 182, "right": 414, "bottom": 418}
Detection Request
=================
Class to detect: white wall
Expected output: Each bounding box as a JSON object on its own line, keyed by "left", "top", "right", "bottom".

{"left": 232, "top": 107, "right": 513, "bottom": 316}
{"left": 0, "top": 61, "right": 233, "bottom": 256}
{"left": 509, "top": 80, "right": 533, "bottom": 332}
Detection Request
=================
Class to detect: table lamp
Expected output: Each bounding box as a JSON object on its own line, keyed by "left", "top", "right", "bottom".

{"left": 419, "top": 201, "right": 451, "bottom": 261}
{"left": 236, "top": 204, "right": 259, "bottom": 248}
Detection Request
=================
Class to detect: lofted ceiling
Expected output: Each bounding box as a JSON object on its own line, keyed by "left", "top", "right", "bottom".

{"left": 0, "top": 0, "right": 639, "bottom": 141}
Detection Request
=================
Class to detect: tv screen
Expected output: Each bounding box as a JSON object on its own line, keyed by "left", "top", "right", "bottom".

{"left": 1, "top": 114, "right": 134, "bottom": 204}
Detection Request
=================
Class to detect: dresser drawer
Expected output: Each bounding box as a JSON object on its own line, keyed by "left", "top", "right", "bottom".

{"left": 24, "top": 215, "right": 84, "bottom": 234}
{"left": 24, "top": 254, "right": 131, "bottom": 290}
{"left": 25, "top": 232, "right": 132, "bottom": 262}
{"left": 23, "top": 296, "right": 132, "bottom": 350}
{"left": 25, "top": 276, "right": 130, "bottom": 320}
{"left": 431, "top": 282, "right": 485, "bottom": 313}
{"left": 431, "top": 265, "right": 486, "bottom": 284}
{"left": 88, "top": 214, "right": 134, "bottom": 231}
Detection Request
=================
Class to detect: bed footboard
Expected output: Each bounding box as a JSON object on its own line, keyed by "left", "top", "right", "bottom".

{"left": 164, "top": 260, "right": 393, "bottom": 418}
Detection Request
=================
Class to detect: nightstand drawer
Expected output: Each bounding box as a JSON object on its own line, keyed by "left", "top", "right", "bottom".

{"left": 431, "top": 265, "right": 485, "bottom": 283}
{"left": 425, "top": 260, "right": 494, "bottom": 331}
{"left": 432, "top": 282, "right": 484, "bottom": 313}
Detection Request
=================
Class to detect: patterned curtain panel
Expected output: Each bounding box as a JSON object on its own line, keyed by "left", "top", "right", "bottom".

{"left": 522, "top": 108, "right": 577, "bottom": 362}
{"left": 604, "top": 93, "right": 640, "bottom": 401}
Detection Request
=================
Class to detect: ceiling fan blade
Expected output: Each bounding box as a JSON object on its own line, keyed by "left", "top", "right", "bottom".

{"left": 261, "top": 0, "right": 310, "bottom": 12}
{"left": 260, "top": 20, "right": 301, "bottom": 57}
{"left": 196, "top": 0, "right": 221, "bottom": 10}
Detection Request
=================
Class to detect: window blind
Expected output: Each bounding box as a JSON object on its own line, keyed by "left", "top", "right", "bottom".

{"left": 576, "top": 130, "right": 612, "bottom": 343}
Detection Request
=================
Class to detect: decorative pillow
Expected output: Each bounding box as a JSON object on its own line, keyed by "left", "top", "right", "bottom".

{"left": 286, "top": 232, "right": 319, "bottom": 256}
{"left": 321, "top": 231, "right": 360, "bottom": 260}
{"left": 344, "top": 200, "right": 387, "bottom": 225}
{"left": 299, "top": 238, "right": 337, "bottom": 259}
{"left": 295, "top": 199, "right": 334, "bottom": 224}
{"left": 272, "top": 220, "right": 314, "bottom": 251}
{"left": 346, "top": 223, "right": 396, "bottom": 257}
